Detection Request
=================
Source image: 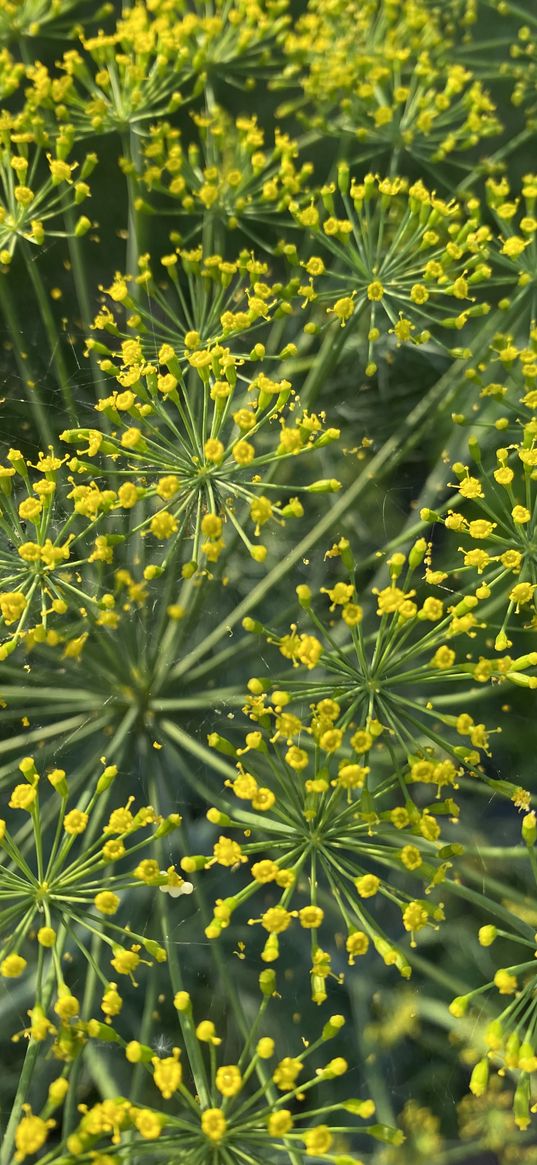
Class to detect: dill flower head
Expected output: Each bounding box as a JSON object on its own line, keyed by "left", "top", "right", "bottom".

{"left": 61, "top": 256, "right": 340, "bottom": 572}
{"left": 423, "top": 425, "right": 537, "bottom": 652}
{"left": 278, "top": 0, "right": 500, "bottom": 176}
{"left": 0, "top": 47, "right": 24, "bottom": 98}
{"left": 86, "top": 245, "right": 300, "bottom": 365}
{"left": 188, "top": 698, "right": 454, "bottom": 997}
{"left": 449, "top": 825, "right": 537, "bottom": 1134}
{"left": 457, "top": 1075, "right": 526, "bottom": 1160}
{"left": 0, "top": 118, "right": 94, "bottom": 265}
{"left": 0, "top": 754, "right": 179, "bottom": 1032}
{"left": 0, "top": 514, "right": 258, "bottom": 786}
{"left": 289, "top": 173, "right": 491, "bottom": 374}
{"left": 137, "top": 106, "right": 313, "bottom": 245}
{"left": 242, "top": 538, "right": 511, "bottom": 798}
{"left": 168, "top": 0, "right": 292, "bottom": 85}
{"left": 0, "top": 0, "right": 107, "bottom": 43}
{"left": 23, "top": 0, "right": 291, "bottom": 141}
{"left": 57, "top": 993, "right": 401, "bottom": 1162}
{"left": 485, "top": 174, "right": 537, "bottom": 340}
{"left": 0, "top": 448, "right": 113, "bottom": 658}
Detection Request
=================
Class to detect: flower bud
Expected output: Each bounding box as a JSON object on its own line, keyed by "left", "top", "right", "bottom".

{"left": 308, "top": 478, "right": 341, "bottom": 493}
{"left": 296, "top": 585, "right": 312, "bottom": 608}
{"left": 448, "top": 995, "right": 471, "bottom": 1018}
{"left": 96, "top": 764, "right": 118, "bottom": 794}
{"left": 322, "top": 1015, "right": 345, "bottom": 1040}
{"left": 174, "top": 991, "right": 191, "bottom": 1013}
{"left": 259, "top": 968, "right": 276, "bottom": 996}
{"left": 523, "top": 811, "right": 537, "bottom": 846}
{"left": 153, "top": 813, "right": 182, "bottom": 838}
{"left": 207, "top": 733, "right": 237, "bottom": 756}
{"left": 74, "top": 215, "right": 92, "bottom": 237}
{"left": 408, "top": 538, "right": 427, "bottom": 569}
{"left": 206, "top": 808, "right": 232, "bottom": 826}
{"left": 469, "top": 1058, "right": 489, "bottom": 1097}
{"left": 514, "top": 1074, "right": 531, "bottom": 1131}
{"left": 478, "top": 925, "right": 497, "bottom": 946}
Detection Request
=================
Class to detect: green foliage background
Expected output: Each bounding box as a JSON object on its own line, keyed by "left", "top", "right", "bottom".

{"left": 1, "top": 1, "right": 537, "bottom": 1163}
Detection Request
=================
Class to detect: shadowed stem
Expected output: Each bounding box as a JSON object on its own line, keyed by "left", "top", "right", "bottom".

{"left": 0, "top": 274, "right": 54, "bottom": 446}
{"left": 22, "top": 245, "right": 75, "bottom": 421}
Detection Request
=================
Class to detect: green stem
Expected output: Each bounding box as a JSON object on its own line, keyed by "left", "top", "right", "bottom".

{"left": 64, "top": 208, "right": 107, "bottom": 402}
{"left": 0, "top": 941, "right": 61, "bottom": 1164}
{"left": 0, "top": 274, "right": 54, "bottom": 445}
{"left": 22, "top": 245, "right": 75, "bottom": 420}
{"left": 122, "top": 130, "right": 142, "bottom": 282}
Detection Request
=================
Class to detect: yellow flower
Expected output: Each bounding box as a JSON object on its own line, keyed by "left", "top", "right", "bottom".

{"left": 204, "top": 438, "right": 225, "bottom": 464}
{"left": 402, "top": 901, "right": 429, "bottom": 935}
{"left": 37, "top": 927, "right": 56, "bottom": 948}
{"left": 494, "top": 968, "right": 518, "bottom": 994}
{"left": 101, "top": 982, "right": 122, "bottom": 1017}
{"left": 1, "top": 954, "right": 27, "bottom": 978}
{"left": 152, "top": 1049, "right": 182, "bottom": 1098}
{"left": 431, "top": 646, "right": 456, "bottom": 670}
{"left": 150, "top": 511, "right": 178, "bottom": 539}
{"left": 201, "top": 1108, "right": 227, "bottom": 1142}
{"left": 54, "top": 990, "right": 80, "bottom": 1021}
{"left": 215, "top": 1064, "right": 243, "bottom": 1097}
{"left": 201, "top": 513, "right": 223, "bottom": 538}
{"left": 273, "top": 1057, "right": 303, "bottom": 1090}
{"left": 346, "top": 931, "right": 369, "bottom": 964}
{"left": 268, "top": 1109, "right": 294, "bottom": 1135}
{"left": 418, "top": 597, "right": 443, "bottom": 621}
{"left": 118, "top": 482, "right": 140, "bottom": 508}
{"left": 15, "top": 1109, "right": 52, "bottom": 1162}
{"left": 367, "top": 280, "right": 384, "bottom": 301}
{"left": 94, "top": 891, "right": 120, "bottom": 915}
{"left": 257, "top": 1037, "right": 275, "bottom": 1059}
{"left": 9, "top": 785, "right": 36, "bottom": 811}
{"left": 303, "top": 1125, "right": 333, "bottom": 1155}
{"left": 458, "top": 476, "right": 484, "bottom": 499}
{"left": 510, "top": 582, "right": 536, "bottom": 606}
{"left": 261, "top": 906, "right": 294, "bottom": 934}
{"left": 401, "top": 846, "right": 423, "bottom": 871}
{"left": 110, "top": 947, "right": 141, "bottom": 977}
{"left": 232, "top": 440, "right": 255, "bottom": 465}
{"left": 330, "top": 295, "right": 355, "bottom": 324}
{"left": 512, "top": 505, "right": 531, "bottom": 524}
{"left": 63, "top": 809, "right": 89, "bottom": 835}
{"left": 196, "top": 1020, "right": 221, "bottom": 1044}
{"left": 131, "top": 1109, "right": 163, "bottom": 1139}
{"left": 284, "top": 745, "right": 309, "bottom": 770}
{"left": 213, "top": 836, "right": 246, "bottom": 866}
{"left": 355, "top": 874, "right": 380, "bottom": 898}
{"left": 0, "top": 591, "right": 27, "bottom": 625}
{"left": 298, "top": 905, "right": 324, "bottom": 928}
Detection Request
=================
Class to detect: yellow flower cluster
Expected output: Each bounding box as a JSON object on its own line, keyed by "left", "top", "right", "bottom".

{"left": 0, "top": 754, "right": 180, "bottom": 1029}
{"left": 138, "top": 106, "right": 313, "bottom": 236}
{"left": 280, "top": 0, "right": 500, "bottom": 169}
{"left": 289, "top": 171, "right": 491, "bottom": 374}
